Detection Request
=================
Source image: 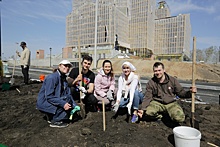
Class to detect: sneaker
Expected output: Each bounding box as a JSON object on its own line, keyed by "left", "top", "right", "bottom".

{"left": 49, "top": 121, "right": 69, "bottom": 128}
{"left": 43, "top": 114, "right": 52, "bottom": 124}
{"left": 131, "top": 114, "right": 138, "bottom": 123}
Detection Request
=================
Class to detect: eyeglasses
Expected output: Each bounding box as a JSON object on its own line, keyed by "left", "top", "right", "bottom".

{"left": 63, "top": 64, "right": 71, "bottom": 68}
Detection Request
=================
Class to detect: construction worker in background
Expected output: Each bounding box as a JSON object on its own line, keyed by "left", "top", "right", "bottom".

{"left": 16, "top": 41, "right": 31, "bottom": 85}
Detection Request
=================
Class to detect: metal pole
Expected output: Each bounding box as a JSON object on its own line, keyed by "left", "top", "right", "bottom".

{"left": 0, "top": 0, "right": 2, "bottom": 60}
{"left": 0, "top": 0, "right": 3, "bottom": 82}
{"left": 94, "top": 0, "right": 98, "bottom": 69}
{"left": 50, "top": 48, "right": 52, "bottom": 67}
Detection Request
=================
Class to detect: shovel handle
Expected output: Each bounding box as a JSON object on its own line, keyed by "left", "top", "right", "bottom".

{"left": 78, "top": 37, "right": 83, "bottom": 104}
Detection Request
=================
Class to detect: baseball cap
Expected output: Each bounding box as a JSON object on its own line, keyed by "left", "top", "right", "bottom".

{"left": 20, "top": 42, "right": 26, "bottom": 46}
{"left": 59, "top": 60, "right": 73, "bottom": 67}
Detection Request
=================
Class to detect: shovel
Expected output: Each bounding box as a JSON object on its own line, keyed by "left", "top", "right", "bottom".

{"left": 10, "top": 50, "right": 17, "bottom": 85}
{"left": 191, "top": 36, "right": 199, "bottom": 130}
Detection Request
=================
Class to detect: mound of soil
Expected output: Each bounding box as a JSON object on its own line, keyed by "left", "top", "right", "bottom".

{"left": 0, "top": 76, "right": 219, "bottom": 147}
{"left": 98, "top": 59, "right": 220, "bottom": 83}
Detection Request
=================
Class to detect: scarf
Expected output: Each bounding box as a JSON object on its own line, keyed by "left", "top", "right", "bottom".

{"left": 122, "top": 72, "right": 135, "bottom": 98}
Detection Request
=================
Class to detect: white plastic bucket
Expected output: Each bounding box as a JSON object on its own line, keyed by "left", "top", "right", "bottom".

{"left": 173, "top": 126, "right": 201, "bottom": 147}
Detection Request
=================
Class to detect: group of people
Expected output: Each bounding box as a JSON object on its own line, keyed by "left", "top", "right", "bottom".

{"left": 35, "top": 54, "right": 197, "bottom": 128}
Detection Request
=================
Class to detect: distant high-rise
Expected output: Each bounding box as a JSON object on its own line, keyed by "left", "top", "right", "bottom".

{"left": 129, "top": 0, "right": 156, "bottom": 57}
{"left": 66, "top": 0, "right": 129, "bottom": 59}
{"left": 155, "top": 1, "right": 191, "bottom": 61}
{"left": 65, "top": 0, "right": 191, "bottom": 61}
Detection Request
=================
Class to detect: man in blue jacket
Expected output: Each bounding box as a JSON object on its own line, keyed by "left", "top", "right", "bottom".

{"left": 37, "top": 60, "right": 79, "bottom": 128}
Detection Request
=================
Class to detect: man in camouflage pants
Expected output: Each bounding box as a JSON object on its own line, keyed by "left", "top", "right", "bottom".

{"left": 138, "top": 62, "right": 197, "bottom": 123}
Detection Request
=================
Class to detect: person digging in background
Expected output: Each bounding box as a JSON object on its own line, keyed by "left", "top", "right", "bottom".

{"left": 36, "top": 60, "right": 79, "bottom": 128}
{"left": 16, "top": 41, "right": 31, "bottom": 85}
{"left": 67, "top": 55, "right": 98, "bottom": 114}
{"left": 94, "top": 60, "right": 116, "bottom": 111}
{"left": 138, "top": 62, "right": 197, "bottom": 124}
{"left": 112, "top": 61, "right": 144, "bottom": 123}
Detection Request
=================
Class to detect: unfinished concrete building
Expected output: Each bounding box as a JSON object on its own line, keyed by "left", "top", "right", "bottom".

{"left": 129, "top": 0, "right": 156, "bottom": 57}
{"left": 66, "top": 0, "right": 130, "bottom": 60}
{"left": 154, "top": 1, "right": 191, "bottom": 61}
{"left": 66, "top": 0, "right": 191, "bottom": 61}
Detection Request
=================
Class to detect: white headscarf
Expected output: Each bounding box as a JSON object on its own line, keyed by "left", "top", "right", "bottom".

{"left": 121, "top": 61, "right": 136, "bottom": 71}
{"left": 121, "top": 61, "right": 138, "bottom": 98}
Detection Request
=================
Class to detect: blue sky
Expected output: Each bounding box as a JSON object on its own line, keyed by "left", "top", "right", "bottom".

{"left": 1, "top": 0, "right": 220, "bottom": 59}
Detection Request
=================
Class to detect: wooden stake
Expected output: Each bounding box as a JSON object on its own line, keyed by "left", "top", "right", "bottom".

{"left": 191, "top": 36, "right": 196, "bottom": 128}
{"left": 102, "top": 100, "right": 106, "bottom": 131}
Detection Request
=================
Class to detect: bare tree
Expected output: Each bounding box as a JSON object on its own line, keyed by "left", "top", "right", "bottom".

{"left": 196, "top": 49, "right": 205, "bottom": 61}
{"left": 204, "top": 46, "right": 214, "bottom": 62}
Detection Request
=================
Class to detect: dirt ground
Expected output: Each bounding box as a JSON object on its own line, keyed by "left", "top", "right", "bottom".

{"left": 0, "top": 76, "right": 220, "bottom": 147}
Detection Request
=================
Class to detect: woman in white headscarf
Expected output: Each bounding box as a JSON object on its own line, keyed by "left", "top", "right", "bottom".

{"left": 112, "top": 61, "right": 144, "bottom": 123}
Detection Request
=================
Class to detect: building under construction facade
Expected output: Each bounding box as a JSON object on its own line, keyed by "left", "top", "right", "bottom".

{"left": 66, "top": 0, "right": 191, "bottom": 61}
{"left": 154, "top": 1, "right": 191, "bottom": 61}
{"left": 66, "top": 0, "right": 130, "bottom": 59}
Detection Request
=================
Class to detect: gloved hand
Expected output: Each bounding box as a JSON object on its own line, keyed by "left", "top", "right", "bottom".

{"left": 126, "top": 102, "right": 132, "bottom": 115}
{"left": 107, "top": 90, "right": 114, "bottom": 101}
{"left": 78, "top": 86, "right": 87, "bottom": 93}
{"left": 23, "top": 65, "right": 27, "bottom": 68}
{"left": 70, "top": 106, "right": 80, "bottom": 115}
{"left": 81, "top": 93, "right": 86, "bottom": 99}
{"left": 69, "top": 106, "right": 81, "bottom": 120}
{"left": 112, "top": 103, "right": 119, "bottom": 112}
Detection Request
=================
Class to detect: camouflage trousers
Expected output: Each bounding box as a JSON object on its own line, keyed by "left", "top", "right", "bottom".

{"left": 145, "top": 100, "right": 185, "bottom": 123}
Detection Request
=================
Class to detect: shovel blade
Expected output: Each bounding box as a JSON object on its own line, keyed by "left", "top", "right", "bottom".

{"left": 77, "top": 103, "right": 86, "bottom": 119}
{"left": 9, "top": 78, "right": 15, "bottom": 85}
{"left": 190, "top": 118, "right": 200, "bottom": 130}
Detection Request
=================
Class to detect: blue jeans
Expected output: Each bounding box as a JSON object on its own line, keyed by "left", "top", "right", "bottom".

{"left": 52, "top": 95, "right": 77, "bottom": 122}
{"left": 119, "top": 90, "right": 144, "bottom": 110}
